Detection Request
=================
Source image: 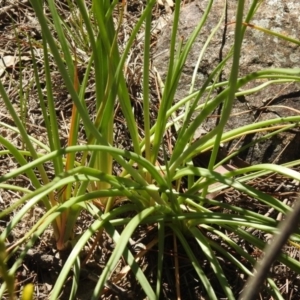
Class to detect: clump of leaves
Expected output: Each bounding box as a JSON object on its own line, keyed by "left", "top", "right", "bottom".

{"left": 1, "top": 0, "right": 300, "bottom": 299}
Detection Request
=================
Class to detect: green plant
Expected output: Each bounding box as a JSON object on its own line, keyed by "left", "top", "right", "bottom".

{"left": 0, "top": 0, "right": 300, "bottom": 299}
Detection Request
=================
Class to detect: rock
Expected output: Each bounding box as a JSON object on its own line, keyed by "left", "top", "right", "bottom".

{"left": 153, "top": 0, "right": 300, "bottom": 165}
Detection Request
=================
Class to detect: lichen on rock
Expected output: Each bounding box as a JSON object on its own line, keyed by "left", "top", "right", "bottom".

{"left": 153, "top": 0, "right": 300, "bottom": 165}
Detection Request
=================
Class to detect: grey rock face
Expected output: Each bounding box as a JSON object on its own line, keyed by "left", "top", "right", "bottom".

{"left": 153, "top": 0, "right": 300, "bottom": 165}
